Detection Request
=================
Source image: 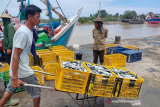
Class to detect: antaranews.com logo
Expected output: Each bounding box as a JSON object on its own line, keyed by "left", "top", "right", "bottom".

{"left": 106, "top": 99, "right": 141, "bottom": 105}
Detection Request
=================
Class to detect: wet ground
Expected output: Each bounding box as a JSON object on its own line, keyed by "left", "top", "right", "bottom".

{"left": 2, "top": 35, "right": 160, "bottom": 107}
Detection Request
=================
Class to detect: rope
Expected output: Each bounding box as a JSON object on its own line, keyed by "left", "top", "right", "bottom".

{"left": 40, "top": 0, "right": 67, "bottom": 23}
{"left": 55, "top": 0, "right": 67, "bottom": 20}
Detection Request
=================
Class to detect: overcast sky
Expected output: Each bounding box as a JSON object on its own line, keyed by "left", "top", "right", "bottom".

{"left": 0, "top": 0, "right": 159, "bottom": 19}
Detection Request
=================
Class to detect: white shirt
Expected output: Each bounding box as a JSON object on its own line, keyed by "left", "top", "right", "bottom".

{"left": 9, "top": 25, "right": 34, "bottom": 78}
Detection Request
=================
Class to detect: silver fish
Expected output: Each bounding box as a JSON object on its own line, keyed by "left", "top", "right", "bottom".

{"left": 111, "top": 67, "right": 138, "bottom": 80}
{"left": 62, "top": 60, "right": 87, "bottom": 72}
{"left": 86, "top": 63, "right": 113, "bottom": 76}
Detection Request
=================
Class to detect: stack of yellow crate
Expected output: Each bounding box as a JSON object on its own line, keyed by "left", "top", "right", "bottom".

{"left": 36, "top": 49, "right": 57, "bottom": 66}
{"left": 50, "top": 45, "right": 74, "bottom": 60}
{"left": 122, "top": 45, "right": 139, "bottom": 51}
{"left": 36, "top": 46, "right": 74, "bottom": 66}
{"left": 42, "top": 46, "right": 74, "bottom": 80}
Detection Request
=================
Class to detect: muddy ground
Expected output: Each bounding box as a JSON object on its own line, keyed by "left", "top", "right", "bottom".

{"left": 2, "top": 35, "right": 160, "bottom": 107}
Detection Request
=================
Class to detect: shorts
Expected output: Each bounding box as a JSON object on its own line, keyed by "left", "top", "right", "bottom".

{"left": 6, "top": 74, "right": 41, "bottom": 99}
{"left": 0, "top": 77, "right": 5, "bottom": 97}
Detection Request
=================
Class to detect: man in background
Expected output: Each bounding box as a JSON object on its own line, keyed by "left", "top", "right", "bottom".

{"left": 0, "top": 13, "right": 15, "bottom": 65}
{"left": 19, "top": 3, "right": 27, "bottom": 24}
{"left": 0, "top": 13, "right": 19, "bottom": 107}
{"left": 92, "top": 17, "right": 108, "bottom": 65}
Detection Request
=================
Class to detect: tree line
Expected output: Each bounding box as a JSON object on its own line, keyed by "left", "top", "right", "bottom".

{"left": 78, "top": 10, "right": 153, "bottom": 24}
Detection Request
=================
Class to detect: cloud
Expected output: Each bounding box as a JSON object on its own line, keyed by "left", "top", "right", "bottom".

{"left": 0, "top": 0, "right": 159, "bottom": 20}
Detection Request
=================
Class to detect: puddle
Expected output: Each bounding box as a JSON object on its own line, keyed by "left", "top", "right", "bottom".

{"left": 146, "top": 38, "right": 154, "bottom": 40}
{"left": 139, "top": 49, "right": 148, "bottom": 53}
{"left": 146, "top": 68, "right": 160, "bottom": 73}
{"left": 149, "top": 42, "right": 160, "bottom": 46}
{"left": 130, "top": 42, "right": 135, "bottom": 45}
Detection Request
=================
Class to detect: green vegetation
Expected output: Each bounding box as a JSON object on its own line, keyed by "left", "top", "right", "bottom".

{"left": 40, "top": 18, "right": 59, "bottom": 23}
{"left": 120, "top": 10, "right": 137, "bottom": 19}
{"left": 78, "top": 10, "right": 119, "bottom": 24}
{"left": 78, "top": 10, "right": 151, "bottom": 24}
{"left": 41, "top": 19, "right": 49, "bottom": 23}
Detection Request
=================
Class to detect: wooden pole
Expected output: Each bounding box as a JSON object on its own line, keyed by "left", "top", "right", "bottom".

{"left": 1, "top": 0, "right": 12, "bottom": 15}
{"left": 114, "top": 36, "right": 121, "bottom": 44}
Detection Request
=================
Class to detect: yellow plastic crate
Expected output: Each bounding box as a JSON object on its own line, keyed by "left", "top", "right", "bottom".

{"left": 2, "top": 63, "right": 9, "bottom": 68}
{"left": 55, "top": 62, "right": 60, "bottom": 87}
{"left": 53, "top": 49, "right": 69, "bottom": 52}
{"left": 29, "top": 54, "right": 34, "bottom": 67}
{"left": 55, "top": 50, "right": 74, "bottom": 59}
{"left": 50, "top": 45, "right": 66, "bottom": 50}
{"left": 50, "top": 46, "right": 74, "bottom": 59}
{"left": 104, "top": 54, "right": 127, "bottom": 67}
{"left": 108, "top": 67, "right": 144, "bottom": 99}
{"left": 55, "top": 57, "right": 91, "bottom": 94}
{"left": 36, "top": 49, "right": 50, "bottom": 52}
{"left": 123, "top": 45, "right": 139, "bottom": 51}
{"left": 31, "top": 66, "right": 44, "bottom": 85}
{"left": 36, "top": 51, "right": 53, "bottom": 55}
{"left": 0, "top": 63, "right": 10, "bottom": 73}
{"left": 44, "top": 63, "right": 58, "bottom": 80}
{"left": 105, "top": 44, "right": 117, "bottom": 54}
{"left": 38, "top": 53, "right": 57, "bottom": 66}
{"left": 83, "top": 62, "right": 117, "bottom": 97}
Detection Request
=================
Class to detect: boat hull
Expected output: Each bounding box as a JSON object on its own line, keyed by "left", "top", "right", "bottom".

{"left": 129, "top": 20, "right": 144, "bottom": 24}
{"left": 35, "top": 7, "right": 83, "bottom": 49}
{"left": 146, "top": 18, "right": 160, "bottom": 24}
{"left": 52, "top": 24, "right": 75, "bottom": 46}
{"left": 121, "top": 19, "right": 129, "bottom": 22}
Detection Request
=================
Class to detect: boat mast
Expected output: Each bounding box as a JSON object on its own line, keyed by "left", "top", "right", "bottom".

{"left": 98, "top": 2, "right": 101, "bottom": 17}
{"left": 1, "top": 0, "right": 12, "bottom": 15}
{"left": 46, "top": 0, "right": 54, "bottom": 35}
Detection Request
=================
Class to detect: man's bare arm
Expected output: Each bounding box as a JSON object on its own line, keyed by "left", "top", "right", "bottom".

{"left": 12, "top": 48, "right": 25, "bottom": 88}
{"left": 12, "top": 48, "right": 22, "bottom": 79}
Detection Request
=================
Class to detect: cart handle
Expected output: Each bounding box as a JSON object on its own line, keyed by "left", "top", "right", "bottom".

{"left": 33, "top": 70, "right": 55, "bottom": 76}
{"left": 21, "top": 84, "right": 55, "bottom": 90}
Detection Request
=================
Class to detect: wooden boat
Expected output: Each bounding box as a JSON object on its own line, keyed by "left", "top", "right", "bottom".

{"left": 129, "top": 19, "right": 144, "bottom": 24}
{"left": 146, "top": 14, "right": 160, "bottom": 24}
{"left": 17, "top": 0, "right": 82, "bottom": 49}
{"left": 121, "top": 19, "right": 129, "bottom": 22}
